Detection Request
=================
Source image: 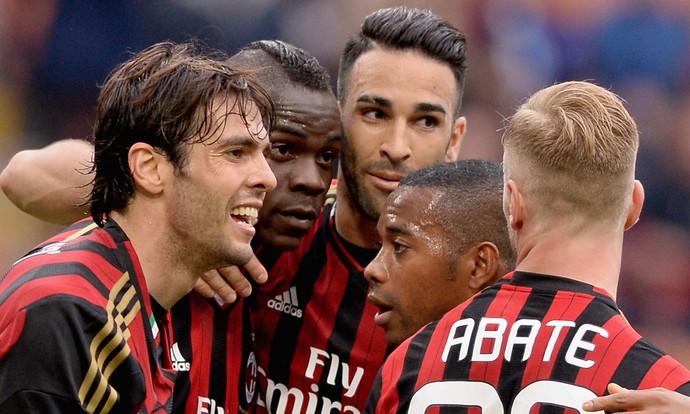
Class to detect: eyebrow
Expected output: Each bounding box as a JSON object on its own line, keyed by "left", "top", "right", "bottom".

{"left": 218, "top": 134, "right": 269, "bottom": 150}
{"left": 273, "top": 126, "right": 342, "bottom": 144}
{"left": 385, "top": 223, "right": 413, "bottom": 237}
{"left": 356, "top": 95, "right": 392, "bottom": 109}
{"left": 356, "top": 95, "right": 447, "bottom": 115}
{"left": 275, "top": 125, "right": 307, "bottom": 138}
{"left": 416, "top": 102, "right": 447, "bottom": 115}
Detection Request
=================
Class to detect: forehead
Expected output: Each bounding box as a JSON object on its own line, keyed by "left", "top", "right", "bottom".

{"left": 206, "top": 96, "right": 269, "bottom": 147}
{"left": 346, "top": 47, "right": 457, "bottom": 112}
{"left": 272, "top": 84, "right": 341, "bottom": 137}
{"left": 380, "top": 186, "right": 443, "bottom": 232}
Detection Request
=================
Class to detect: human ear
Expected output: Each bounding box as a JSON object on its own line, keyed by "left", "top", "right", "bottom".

{"left": 467, "top": 242, "right": 505, "bottom": 293}
{"left": 624, "top": 180, "right": 645, "bottom": 230}
{"left": 444, "top": 116, "right": 466, "bottom": 162}
{"left": 506, "top": 180, "right": 524, "bottom": 231}
{"left": 128, "top": 142, "right": 169, "bottom": 195}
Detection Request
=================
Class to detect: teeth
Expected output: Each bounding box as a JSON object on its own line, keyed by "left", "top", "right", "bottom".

{"left": 231, "top": 207, "right": 259, "bottom": 218}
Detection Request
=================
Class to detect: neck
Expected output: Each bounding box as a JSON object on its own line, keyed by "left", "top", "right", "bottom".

{"left": 110, "top": 209, "right": 197, "bottom": 310}
{"left": 514, "top": 223, "right": 624, "bottom": 299}
{"left": 334, "top": 181, "right": 381, "bottom": 249}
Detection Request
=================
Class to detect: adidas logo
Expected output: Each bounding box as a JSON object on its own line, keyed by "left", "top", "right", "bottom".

{"left": 267, "top": 286, "right": 303, "bottom": 318}
{"left": 170, "top": 342, "right": 191, "bottom": 372}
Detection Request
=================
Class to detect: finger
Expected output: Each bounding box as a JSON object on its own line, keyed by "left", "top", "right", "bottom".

{"left": 607, "top": 383, "right": 629, "bottom": 394}
{"left": 582, "top": 390, "right": 639, "bottom": 413}
{"left": 202, "top": 269, "right": 239, "bottom": 304}
{"left": 193, "top": 278, "right": 216, "bottom": 299}
{"left": 243, "top": 255, "right": 268, "bottom": 284}
{"left": 216, "top": 266, "right": 253, "bottom": 298}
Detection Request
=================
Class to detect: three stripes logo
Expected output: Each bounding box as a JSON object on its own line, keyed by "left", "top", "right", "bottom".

{"left": 170, "top": 342, "right": 191, "bottom": 372}
{"left": 267, "top": 286, "right": 303, "bottom": 318}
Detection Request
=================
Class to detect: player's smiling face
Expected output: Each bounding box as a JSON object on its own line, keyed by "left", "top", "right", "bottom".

{"left": 168, "top": 97, "right": 276, "bottom": 270}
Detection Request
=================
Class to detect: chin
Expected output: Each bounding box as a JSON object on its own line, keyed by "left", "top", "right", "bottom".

{"left": 230, "top": 245, "right": 255, "bottom": 267}
{"left": 259, "top": 233, "right": 303, "bottom": 252}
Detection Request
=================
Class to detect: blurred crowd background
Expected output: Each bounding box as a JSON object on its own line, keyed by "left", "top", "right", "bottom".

{"left": 2, "top": 0, "right": 689, "bottom": 363}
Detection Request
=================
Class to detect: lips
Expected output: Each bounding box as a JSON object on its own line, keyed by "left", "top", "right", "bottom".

{"left": 275, "top": 206, "right": 319, "bottom": 233}
{"left": 230, "top": 204, "right": 262, "bottom": 237}
{"left": 368, "top": 171, "right": 405, "bottom": 192}
{"left": 231, "top": 206, "right": 259, "bottom": 227}
{"left": 367, "top": 292, "right": 393, "bottom": 326}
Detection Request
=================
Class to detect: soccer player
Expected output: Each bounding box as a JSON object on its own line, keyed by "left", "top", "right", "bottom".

{"left": 0, "top": 40, "right": 341, "bottom": 413}
{"left": 249, "top": 7, "right": 468, "bottom": 414}
{"left": 164, "top": 40, "right": 341, "bottom": 414}
{"left": 364, "top": 159, "right": 515, "bottom": 348}
{"left": 0, "top": 40, "right": 277, "bottom": 412}
{"left": 365, "top": 80, "right": 690, "bottom": 413}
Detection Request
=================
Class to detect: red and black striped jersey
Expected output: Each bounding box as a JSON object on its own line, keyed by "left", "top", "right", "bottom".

{"left": 0, "top": 218, "right": 175, "bottom": 413}
{"left": 163, "top": 292, "right": 257, "bottom": 414}
{"left": 367, "top": 271, "right": 690, "bottom": 413}
{"left": 251, "top": 201, "right": 388, "bottom": 414}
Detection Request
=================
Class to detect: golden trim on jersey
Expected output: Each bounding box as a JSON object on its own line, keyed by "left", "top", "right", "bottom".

{"left": 78, "top": 271, "right": 141, "bottom": 413}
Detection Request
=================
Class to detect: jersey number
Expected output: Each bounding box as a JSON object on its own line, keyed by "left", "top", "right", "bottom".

{"left": 408, "top": 380, "right": 602, "bottom": 413}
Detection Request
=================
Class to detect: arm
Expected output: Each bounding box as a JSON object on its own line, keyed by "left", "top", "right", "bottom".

{"left": 582, "top": 383, "right": 690, "bottom": 413}
{"left": 0, "top": 139, "right": 94, "bottom": 225}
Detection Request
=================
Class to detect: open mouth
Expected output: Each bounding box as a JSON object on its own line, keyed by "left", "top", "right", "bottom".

{"left": 368, "top": 293, "right": 393, "bottom": 325}
{"left": 231, "top": 206, "right": 259, "bottom": 228}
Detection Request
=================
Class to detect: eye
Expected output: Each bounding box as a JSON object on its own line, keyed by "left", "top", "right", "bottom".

{"left": 362, "top": 108, "right": 386, "bottom": 121}
{"left": 224, "top": 147, "right": 245, "bottom": 160}
{"left": 266, "top": 143, "right": 294, "bottom": 161}
{"left": 316, "top": 150, "right": 339, "bottom": 168}
{"left": 416, "top": 116, "right": 440, "bottom": 129}
{"left": 392, "top": 239, "right": 408, "bottom": 254}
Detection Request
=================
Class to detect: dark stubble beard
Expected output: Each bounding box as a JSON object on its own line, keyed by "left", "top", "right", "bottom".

{"left": 340, "top": 138, "right": 383, "bottom": 221}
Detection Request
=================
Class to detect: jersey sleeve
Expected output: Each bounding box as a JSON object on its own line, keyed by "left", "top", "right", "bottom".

{"left": 0, "top": 295, "right": 147, "bottom": 413}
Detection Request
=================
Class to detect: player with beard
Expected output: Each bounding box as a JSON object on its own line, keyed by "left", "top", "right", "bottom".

{"left": 366, "top": 81, "right": 690, "bottom": 414}
{"left": 249, "top": 7, "right": 467, "bottom": 414}
{"left": 0, "top": 40, "right": 341, "bottom": 414}
{"left": 0, "top": 40, "right": 277, "bottom": 413}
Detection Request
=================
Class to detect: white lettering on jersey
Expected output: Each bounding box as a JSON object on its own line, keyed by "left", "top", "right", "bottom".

{"left": 256, "top": 347, "right": 364, "bottom": 414}
{"left": 196, "top": 396, "right": 225, "bottom": 414}
{"left": 442, "top": 317, "right": 609, "bottom": 367}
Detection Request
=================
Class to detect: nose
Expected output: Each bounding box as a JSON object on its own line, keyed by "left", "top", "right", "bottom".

{"left": 379, "top": 119, "right": 412, "bottom": 163}
{"left": 364, "top": 251, "right": 388, "bottom": 285}
{"left": 251, "top": 151, "right": 277, "bottom": 192}
{"left": 291, "top": 157, "right": 328, "bottom": 196}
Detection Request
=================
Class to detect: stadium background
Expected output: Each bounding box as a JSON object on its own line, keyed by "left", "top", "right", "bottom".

{"left": 1, "top": 0, "right": 689, "bottom": 364}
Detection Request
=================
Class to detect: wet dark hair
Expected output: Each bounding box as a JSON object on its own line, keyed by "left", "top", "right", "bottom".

{"left": 338, "top": 6, "right": 468, "bottom": 118}
{"left": 401, "top": 159, "right": 516, "bottom": 270}
{"left": 230, "top": 39, "right": 332, "bottom": 92}
{"left": 90, "top": 40, "right": 275, "bottom": 226}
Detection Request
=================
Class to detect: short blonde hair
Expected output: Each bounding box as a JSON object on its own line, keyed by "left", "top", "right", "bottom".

{"left": 502, "top": 81, "right": 639, "bottom": 222}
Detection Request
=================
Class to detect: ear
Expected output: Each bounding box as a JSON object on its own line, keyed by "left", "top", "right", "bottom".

{"left": 506, "top": 179, "right": 524, "bottom": 231}
{"left": 624, "top": 180, "right": 645, "bottom": 230}
{"left": 464, "top": 242, "right": 506, "bottom": 293}
{"left": 444, "top": 116, "right": 466, "bottom": 162}
{"left": 128, "top": 142, "right": 169, "bottom": 196}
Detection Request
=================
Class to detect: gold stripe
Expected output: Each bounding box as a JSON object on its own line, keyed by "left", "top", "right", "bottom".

{"left": 79, "top": 271, "right": 142, "bottom": 413}
{"left": 64, "top": 222, "right": 99, "bottom": 241}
